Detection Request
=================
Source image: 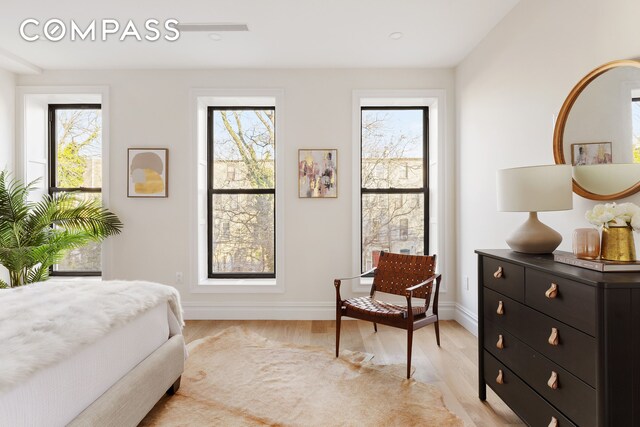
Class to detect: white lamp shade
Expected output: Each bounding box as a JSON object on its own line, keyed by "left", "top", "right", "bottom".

{"left": 497, "top": 165, "right": 573, "bottom": 212}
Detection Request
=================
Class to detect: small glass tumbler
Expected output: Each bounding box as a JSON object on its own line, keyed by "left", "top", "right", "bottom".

{"left": 572, "top": 228, "right": 601, "bottom": 259}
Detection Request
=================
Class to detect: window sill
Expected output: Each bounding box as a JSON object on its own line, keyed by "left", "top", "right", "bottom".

{"left": 48, "top": 276, "right": 102, "bottom": 282}
{"left": 194, "top": 277, "right": 283, "bottom": 294}
{"left": 360, "top": 277, "right": 374, "bottom": 286}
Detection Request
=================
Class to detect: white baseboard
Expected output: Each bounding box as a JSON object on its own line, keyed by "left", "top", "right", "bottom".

{"left": 183, "top": 300, "right": 459, "bottom": 321}
{"left": 454, "top": 303, "right": 478, "bottom": 336}
{"left": 182, "top": 301, "right": 335, "bottom": 320}
{"left": 436, "top": 301, "right": 456, "bottom": 320}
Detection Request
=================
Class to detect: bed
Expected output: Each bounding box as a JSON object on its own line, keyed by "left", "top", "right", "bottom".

{"left": 0, "top": 279, "right": 185, "bottom": 427}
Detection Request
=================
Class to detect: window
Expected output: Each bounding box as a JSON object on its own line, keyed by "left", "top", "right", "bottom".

{"left": 222, "top": 221, "right": 230, "bottom": 240}
{"left": 399, "top": 218, "right": 409, "bottom": 240}
{"left": 208, "top": 107, "right": 276, "bottom": 278}
{"left": 360, "top": 107, "right": 428, "bottom": 272}
{"left": 48, "top": 104, "right": 103, "bottom": 276}
{"left": 226, "top": 165, "right": 236, "bottom": 181}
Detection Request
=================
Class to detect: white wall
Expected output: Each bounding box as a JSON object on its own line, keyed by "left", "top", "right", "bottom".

{"left": 17, "top": 68, "right": 456, "bottom": 318}
{"left": 0, "top": 68, "right": 15, "bottom": 284}
{"left": 456, "top": 0, "right": 640, "bottom": 329}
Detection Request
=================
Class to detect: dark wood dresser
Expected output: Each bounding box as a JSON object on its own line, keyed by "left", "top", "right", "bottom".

{"left": 477, "top": 249, "right": 640, "bottom": 427}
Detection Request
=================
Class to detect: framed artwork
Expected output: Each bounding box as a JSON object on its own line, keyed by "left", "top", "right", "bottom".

{"left": 127, "top": 148, "right": 168, "bottom": 198}
{"left": 298, "top": 149, "right": 337, "bottom": 198}
{"left": 571, "top": 142, "right": 612, "bottom": 166}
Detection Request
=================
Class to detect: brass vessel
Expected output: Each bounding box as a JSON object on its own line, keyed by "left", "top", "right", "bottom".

{"left": 601, "top": 225, "right": 636, "bottom": 261}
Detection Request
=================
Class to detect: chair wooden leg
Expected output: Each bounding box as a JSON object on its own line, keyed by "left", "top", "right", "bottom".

{"left": 373, "top": 322, "right": 377, "bottom": 332}
{"left": 336, "top": 312, "right": 341, "bottom": 357}
{"left": 407, "top": 329, "right": 413, "bottom": 379}
{"left": 435, "top": 319, "right": 441, "bottom": 347}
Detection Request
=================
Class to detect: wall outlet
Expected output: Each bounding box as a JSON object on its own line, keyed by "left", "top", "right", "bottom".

{"left": 175, "top": 272, "right": 183, "bottom": 284}
{"left": 465, "top": 275, "right": 470, "bottom": 291}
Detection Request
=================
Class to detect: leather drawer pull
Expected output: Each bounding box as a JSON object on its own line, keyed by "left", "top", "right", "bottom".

{"left": 548, "top": 416, "right": 558, "bottom": 427}
{"left": 547, "top": 371, "right": 559, "bottom": 389}
{"left": 545, "top": 283, "right": 558, "bottom": 299}
{"left": 548, "top": 327, "right": 559, "bottom": 346}
{"left": 496, "top": 369, "right": 504, "bottom": 384}
{"left": 493, "top": 266, "right": 504, "bottom": 278}
{"left": 496, "top": 334, "right": 504, "bottom": 349}
{"left": 497, "top": 301, "right": 504, "bottom": 315}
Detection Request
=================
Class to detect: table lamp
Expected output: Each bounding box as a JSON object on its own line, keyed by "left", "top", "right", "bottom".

{"left": 497, "top": 165, "right": 573, "bottom": 254}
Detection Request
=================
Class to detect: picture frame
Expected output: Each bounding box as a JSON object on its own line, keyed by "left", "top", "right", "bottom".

{"left": 298, "top": 149, "right": 337, "bottom": 198}
{"left": 571, "top": 142, "right": 613, "bottom": 166}
{"left": 127, "top": 148, "right": 169, "bottom": 198}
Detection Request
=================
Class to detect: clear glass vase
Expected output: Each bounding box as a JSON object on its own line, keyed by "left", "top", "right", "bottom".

{"left": 572, "top": 228, "right": 600, "bottom": 260}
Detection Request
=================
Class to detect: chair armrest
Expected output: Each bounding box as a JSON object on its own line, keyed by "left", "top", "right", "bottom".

{"left": 405, "top": 274, "right": 442, "bottom": 320}
{"left": 334, "top": 268, "right": 377, "bottom": 303}
{"left": 405, "top": 274, "right": 441, "bottom": 297}
{"left": 334, "top": 268, "right": 376, "bottom": 282}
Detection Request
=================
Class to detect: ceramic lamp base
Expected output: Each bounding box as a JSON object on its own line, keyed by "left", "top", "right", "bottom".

{"left": 506, "top": 212, "right": 562, "bottom": 254}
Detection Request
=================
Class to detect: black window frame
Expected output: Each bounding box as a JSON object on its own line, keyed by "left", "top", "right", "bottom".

{"left": 360, "top": 106, "right": 429, "bottom": 274}
{"left": 48, "top": 103, "right": 103, "bottom": 277}
{"left": 207, "top": 106, "right": 276, "bottom": 279}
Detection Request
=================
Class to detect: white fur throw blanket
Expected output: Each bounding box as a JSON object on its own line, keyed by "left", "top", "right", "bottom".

{"left": 0, "top": 279, "right": 183, "bottom": 393}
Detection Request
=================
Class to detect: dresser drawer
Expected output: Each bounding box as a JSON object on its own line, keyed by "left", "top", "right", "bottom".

{"left": 526, "top": 269, "right": 596, "bottom": 336}
{"left": 519, "top": 307, "right": 596, "bottom": 387}
{"left": 484, "top": 351, "right": 577, "bottom": 427}
{"left": 484, "top": 288, "right": 596, "bottom": 386}
{"left": 482, "top": 257, "right": 525, "bottom": 301}
{"left": 483, "top": 288, "right": 526, "bottom": 336}
{"left": 484, "top": 321, "right": 596, "bottom": 427}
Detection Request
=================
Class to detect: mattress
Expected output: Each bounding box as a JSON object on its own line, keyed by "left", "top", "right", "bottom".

{"left": 0, "top": 302, "right": 171, "bottom": 427}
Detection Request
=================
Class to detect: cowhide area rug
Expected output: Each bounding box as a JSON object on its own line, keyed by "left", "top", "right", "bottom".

{"left": 141, "top": 327, "right": 464, "bottom": 426}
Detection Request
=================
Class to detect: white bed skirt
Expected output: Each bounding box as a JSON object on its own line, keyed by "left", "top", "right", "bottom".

{"left": 0, "top": 303, "right": 171, "bottom": 427}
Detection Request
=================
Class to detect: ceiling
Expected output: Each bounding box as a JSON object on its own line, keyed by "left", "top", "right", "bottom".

{"left": 0, "top": 0, "right": 520, "bottom": 74}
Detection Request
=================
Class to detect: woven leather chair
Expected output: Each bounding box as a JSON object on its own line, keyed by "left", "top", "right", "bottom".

{"left": 334, "top": 251, "right": 441, "bottom": 379}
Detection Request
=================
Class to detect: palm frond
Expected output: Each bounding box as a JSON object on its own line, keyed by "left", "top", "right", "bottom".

{"left": 0, "top": 246, "right": 40, "bottom": 275}
{"left": 0, "top": 171, "right": 37, "bottom": 225}
{"left": 28, "top": 230, "right": 95, "bottom": 272}
{"left": 27, "top": 264, "right": 50, "bottom": 284}
{"left": 26, "top": 192, "right": 123, "bottom": 241}
{"left": 0, "top": 171, "right": 124, "bottom": 287}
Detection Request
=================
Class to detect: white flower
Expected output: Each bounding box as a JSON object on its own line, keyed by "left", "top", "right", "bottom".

{"left": 585, "top": 202, "right": 640, "bottom": 230}
{"left": 609, "top": 202, "right": 637, "bottom": 223}
{"left": 585, "top": 204, "right": 615, "bottom": 227}
{"left": 622, "top": 203, "right": 640, "bottom": 219}
{"left": 632, "top": 212, "right": 640, "bottom": 233}
{"left": 610, "top": 217, "right": 628, "bottom": 227}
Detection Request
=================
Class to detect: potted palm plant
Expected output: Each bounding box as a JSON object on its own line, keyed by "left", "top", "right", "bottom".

{"left": 0, "top": 171, "right": 123, "bottom": 288}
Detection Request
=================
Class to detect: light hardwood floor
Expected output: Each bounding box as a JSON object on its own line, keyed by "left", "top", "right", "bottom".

{"left": 182, "top": 319, "right": 524, "bottom": 426}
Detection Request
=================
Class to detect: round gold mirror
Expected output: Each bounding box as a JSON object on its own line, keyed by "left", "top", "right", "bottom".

{"left": 553, "top": 59, "right": 640, "bottom": 200}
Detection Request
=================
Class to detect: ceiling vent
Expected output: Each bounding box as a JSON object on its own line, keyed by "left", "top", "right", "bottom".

{"left": 175, "top": 23, "right": 249, "bottom": 32}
